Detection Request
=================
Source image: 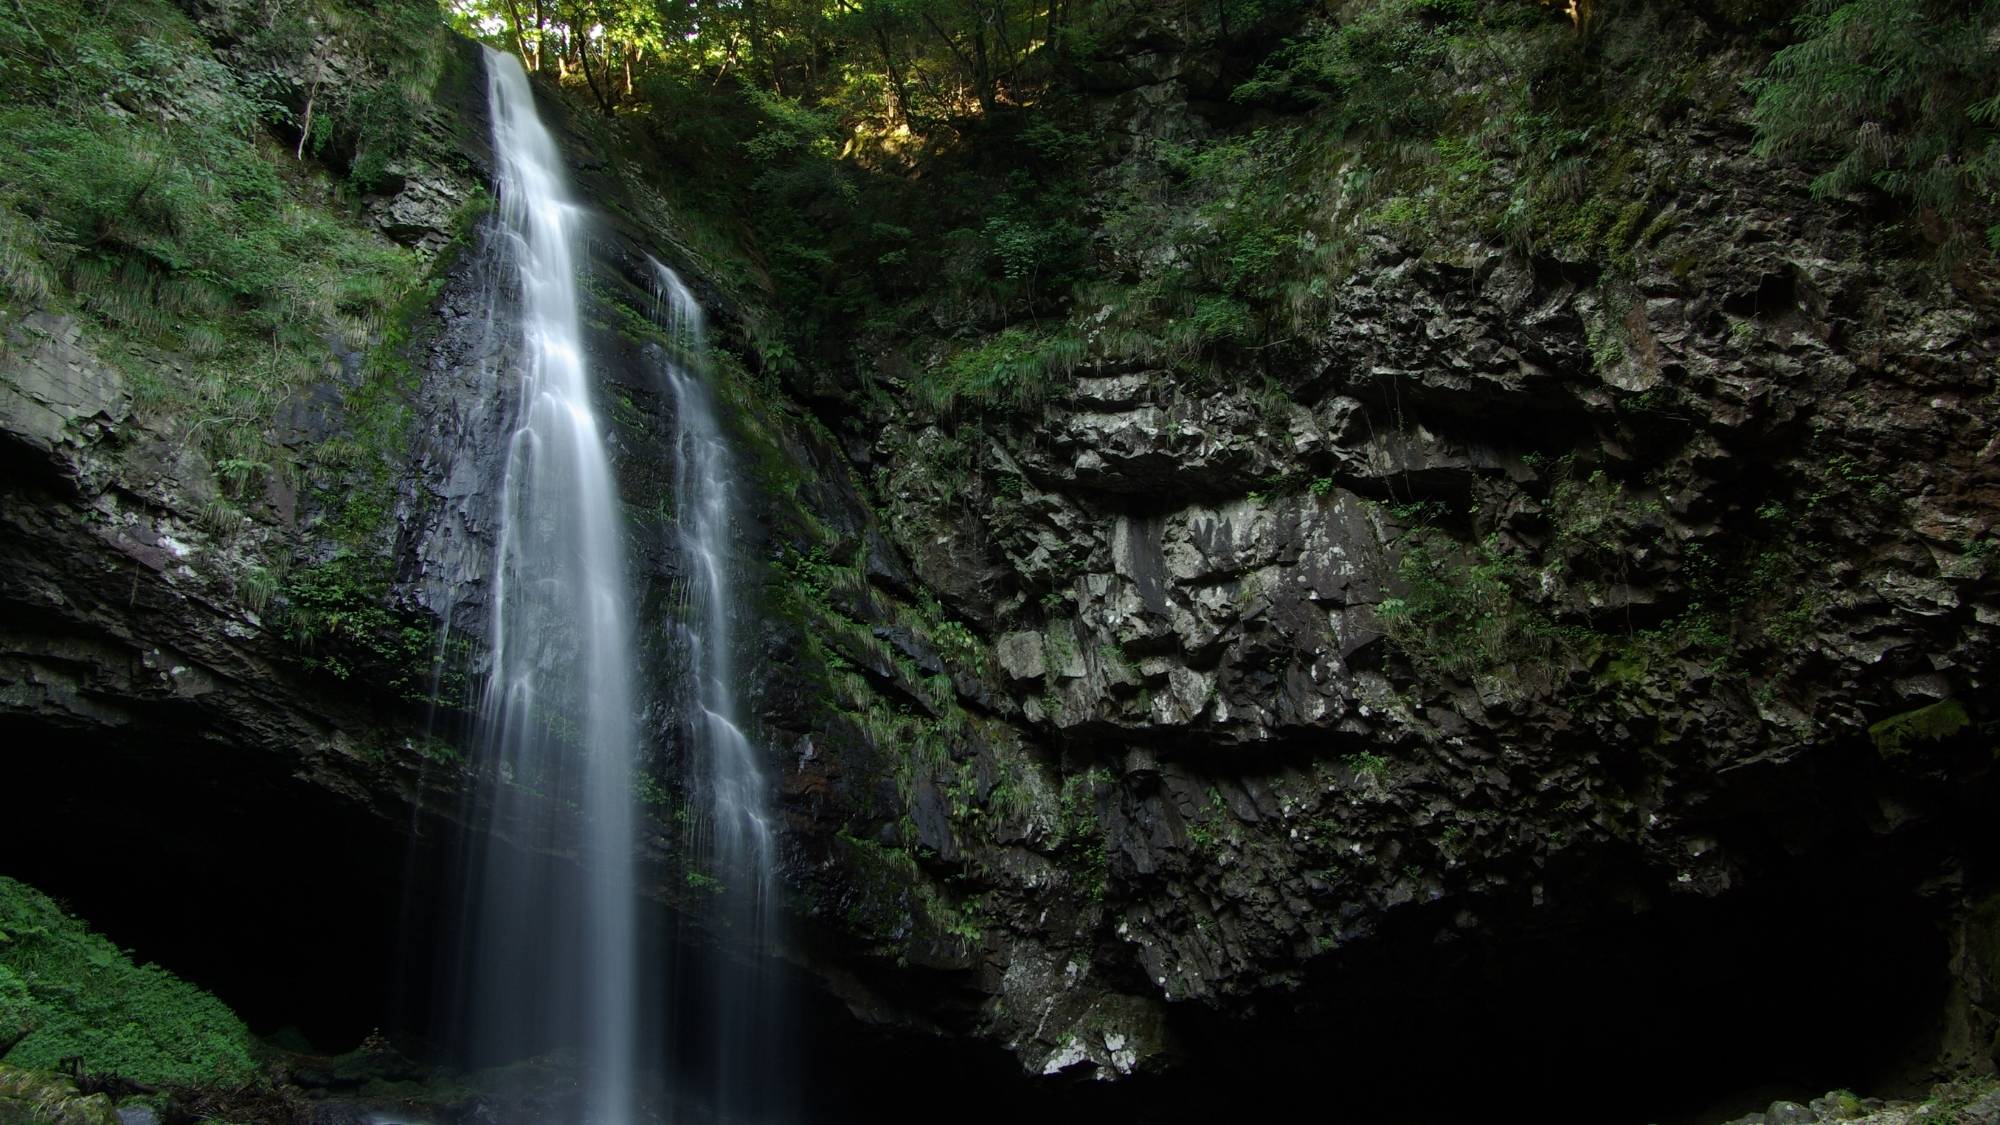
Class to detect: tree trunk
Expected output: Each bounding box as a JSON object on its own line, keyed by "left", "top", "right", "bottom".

{"left": 502, "top": 0, "right": 534, "bottom": 69}
{"left": 573, "top": 11, "right": 614, "bottom": 114}
{"left": 746, "top": 0, "right": 770, "bottom": 88}
{"left": 533, "top": 0, "right": 548, "bottom": 73}
{"left": 921, "top": 11, "right": 987, "bottom": 114}
{"left": 971, "top": 21, "right": 996, "bottom": 113}
{"left": 873, "top": 22, "right": 910, "bottom": 125}
{"left": 295, "top": 54, "right": 322, "bottom": 160}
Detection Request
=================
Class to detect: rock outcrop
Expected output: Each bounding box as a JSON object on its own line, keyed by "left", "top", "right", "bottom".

{"left": 736, "top": 5, "right": 2000, "bottom": 1100}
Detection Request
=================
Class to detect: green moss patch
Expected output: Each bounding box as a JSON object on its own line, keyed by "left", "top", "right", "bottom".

{"left": 0, "top": 876, "right": 255, "bottom": 1087}
{"left": 1868, "top": 698, "right": 1972, "bottom": 758}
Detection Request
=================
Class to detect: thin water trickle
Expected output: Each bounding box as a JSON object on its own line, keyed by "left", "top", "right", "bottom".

{"left": 650, "top": 260, "right": 788, "bottom": 1121}
{"left": 453, "top": 46, "right": 642, "bottom": 1125}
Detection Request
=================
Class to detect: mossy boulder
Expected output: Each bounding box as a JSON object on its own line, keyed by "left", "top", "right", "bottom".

{"left": 0, "top": 876, "right": 255, "bottom": 1087}
{"left": 0, "top": 1065, "right": 116, "bottom": 1125}
{"left": 1868, "top": 699, "right": 1973, "bottom": 758}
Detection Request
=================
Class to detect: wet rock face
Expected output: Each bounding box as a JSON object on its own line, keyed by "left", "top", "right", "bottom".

{"left": 392, "top": 229, "right": 515, "bottom": 640}
{"left": 750, "top": 30, "right": 2000, "bottom": 1101}
{"left": 0, "top": 298, "right": 475, "bottom": 1053}
{"left": 0, "top": 10, "right": 498, "bottom": 876}
{"left": 0, "top": 309, "right": 427, "bottom": 814}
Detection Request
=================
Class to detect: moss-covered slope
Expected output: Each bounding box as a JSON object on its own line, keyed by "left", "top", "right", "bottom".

{"left": 0, "top": 876, "right": 254, "bottom": 1087}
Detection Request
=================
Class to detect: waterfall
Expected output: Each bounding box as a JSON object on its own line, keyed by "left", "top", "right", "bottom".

{"left": 649, "top": 261, "right": 788, "bottom": 1121}
{"left": 435, "top": 45, "right": 786, "bottom": 1124}
{"left": 453, "top": 47, "right": 643, "bottom": 1124}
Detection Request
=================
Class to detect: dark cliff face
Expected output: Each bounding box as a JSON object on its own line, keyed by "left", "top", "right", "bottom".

{"left": 725, "top": 6, "right": 2000, "bottom": 1113}
{"left": 0, "top": 2, "right": 1997, "bottom": 1121}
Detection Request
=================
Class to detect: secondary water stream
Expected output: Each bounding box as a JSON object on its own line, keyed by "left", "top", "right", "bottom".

{"left": 651, "top": 260, "right": 786, "bottom": 1121}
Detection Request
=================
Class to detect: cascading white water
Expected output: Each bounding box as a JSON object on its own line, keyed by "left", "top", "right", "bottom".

{"left": 456, "top": 47, "right": 641, "bottom": 1124}
{"left": 652, "top": 262, "right": 776, "bottom": 913}
{"left": 649, "top": 261, "right": 787, "bottom": 1118}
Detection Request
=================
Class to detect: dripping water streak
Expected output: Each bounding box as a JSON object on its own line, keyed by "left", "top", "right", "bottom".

{"left": 648, "top": 261, "right": 787, "bottom": 1119}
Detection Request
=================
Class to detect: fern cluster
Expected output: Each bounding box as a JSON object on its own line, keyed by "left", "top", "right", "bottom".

{"left": 1753, "top": 0, "right": 2000, "bottom": 253}
{"left": 0, "top": 876, "right": 256, "bottom": 1087}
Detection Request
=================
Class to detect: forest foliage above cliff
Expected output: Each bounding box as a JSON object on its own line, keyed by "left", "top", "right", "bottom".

{"left": 438, "top": 0, "right": 2000, "bottom": 411}
{"left": 2, "top": 0, "right": 1995, "bottom": 422}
